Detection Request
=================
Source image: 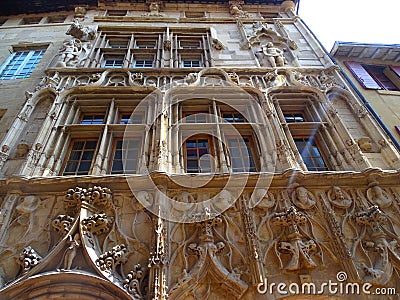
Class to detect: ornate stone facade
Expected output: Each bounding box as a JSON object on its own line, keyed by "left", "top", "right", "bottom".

{"left": 0, "top": 1, "right": 399, "bottom": 299}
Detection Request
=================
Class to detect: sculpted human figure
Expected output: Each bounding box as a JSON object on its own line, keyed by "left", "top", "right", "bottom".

{"left": 57, "top": 39, "right": 82, "bottom": 67}
{"left": 329, "top": 186, "right": 352, "bottom": 209}
{"left": 262, "top": 42, "right": 285, "bottom": 67}
{"left": 367, "top": 184, "right": 392, "bottom": 208}
{"left": 292, "top": 186, "right": 315, "bottom": 210}
{"left": 63, "top": 233, "right": 80, "bottom": 270}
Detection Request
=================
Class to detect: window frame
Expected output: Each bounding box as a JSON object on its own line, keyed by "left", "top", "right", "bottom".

{"left": 118, "top": 112, "right": 145, "bottom": 124}
{"left": 102, "top": 56, "right": 125, "bottom": 68}
{"left": 0, "top": 49, "right": 45, "bottom": 80}
{"left": 293, "top": 136, "right": 329, "bottom": 171}
{"left": 183, "top": 135, "right": 215, "bottom": 173}
{"left": 79, "top": 113, "right": 106, "bottom": 125}
{"left": 110, "top": 138, "right": 142, "bottom": 174}
{"left": 181, "top": 58, "right": 202, "bottom": 68}
{"left": 362, "top": 64, "right": 399, "bottom": 91}
{"left": 182, "top": 112, "right": 209, "bottom": 123}
{"left": 62, "top": 139, "right": 98, "bottom": 176}
{"left": 226, "top": 135, "right": 258, "bottom": 172}
{"left": 133, "top": 59, "right": 154, "bottom": 68}
{"left": 345, "top": 61, "right": 400, "bottom": 91}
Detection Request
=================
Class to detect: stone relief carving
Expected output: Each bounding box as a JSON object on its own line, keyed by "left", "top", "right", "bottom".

{"left": 56, "top": 38, "right": 92, "bottom": 68}
{"left": 81, "top": 213, "right": 113, "bottom": 235}
{"left": 66, "top": 19, "right": 96, "bottom": 42}
{"left": 55, "top": 20, "right": 96, "bottom": 68}
{"left": 261, "top": 42, "right": 286, "bottom": 67}
{"left": 74, "top": 6, "right": 86, "bottom": 19}
{"left": 366, "top": 181, "right": 392, "bottom": 208}
{"left": 252, "top": 186, "right": 347, "bottom": 285}
{"left": 123, "top": 264, "right": 145, "bottom": 298}
{"left": 291, "top": 184, "right": 316, "bottom": 210}
{"left": 264, "top": 69, "right": 287, "bottom": 87}
{"left": 238, "top": 21, "right": 297, "bottom": 67}
{"left": 288, "top": 69, "right": 344, "bottom": 91}
{"left": 272, "top": 206, "right": 318, "bottom": 270}
{"left": 0, "top": 181, "right": 399, "bottom": 297}
{"left": 143, "top": 1, "right": 164, "bottom": 17}
{"left": 230, "top": 1, "right": 249, "bottom": 18}
{"left": 351, "top": 206, "right": 400, "bottom": 285}
{"left": 43, "top": 67, "right": 349, "bottom": 95}
{"left": 328, "top": 186, "right": 352, "bottom": 209}
{"left": 33, "top": 72, "right": 61, "bottom": 93}
{"left": 61, "top": 233, "right": 80, "bottom": 270}
{"left": 168, "top": 210, "right": 248, "bottom": 299}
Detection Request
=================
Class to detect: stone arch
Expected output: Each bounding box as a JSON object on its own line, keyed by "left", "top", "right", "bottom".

{"left": 0, "top": 271, "right": 131, "bottom": 300}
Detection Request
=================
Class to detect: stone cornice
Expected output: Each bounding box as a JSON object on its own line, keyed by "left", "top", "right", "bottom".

{"left": 0, "top": 168, "right": 398, "bottom": 194}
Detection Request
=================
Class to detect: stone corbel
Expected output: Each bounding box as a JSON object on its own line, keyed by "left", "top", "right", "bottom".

{"left": 210, "top": 27, "right": 225, "bottom": 50}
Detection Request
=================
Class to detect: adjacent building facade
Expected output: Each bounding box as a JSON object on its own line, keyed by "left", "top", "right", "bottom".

{"left": 331, "top": 41, "right": 400, "bottom": 148}
{"left": 0, "top": 1, "right": 399, "bottom": 299}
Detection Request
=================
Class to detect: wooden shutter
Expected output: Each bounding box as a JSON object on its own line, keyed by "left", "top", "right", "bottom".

{"left": 390, "top": 65, "right": 400, "bottom": 78}
{"left": 396, "top": 126, "right": 400, "bottom": 136}
{"left": 344, "top": 61, "right": 381, "bottom": 89}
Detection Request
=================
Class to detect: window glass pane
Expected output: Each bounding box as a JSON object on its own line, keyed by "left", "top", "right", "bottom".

{"left": 294, "top": 138, "right": 328, "bottom": 171}
{"left": 64, "top": 161, "right": 78, "bottom": 173}
{"left": 78, "top": 162, "right": 91, "bottom": 172}
{"left": 185, "top": 137, "right": 211, "bottom": 173}
{"left": 0, "top": 49, "right": 45, "bottom": 80}
{"left": 112, "top": 160, "right": 123, "bottom": 171}
{"left": 63, "top": 140, "right": 97, "bottom": 175}
{"left": 81, "top": 114, "right": 105, "bottom": 124}
{"left": 111, "top": 138, "right": 141, "bottom": 174}
{"left": 228, "top": 137, "right": 256, "bottom": 172}
{"left": 82, "top": 150, "right": 94, "bottom": 160}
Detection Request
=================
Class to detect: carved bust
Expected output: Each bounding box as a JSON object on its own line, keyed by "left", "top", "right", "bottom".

{"left": 367, "top": 185, "right": 392, "bottom": 208}
{"left": 328, "top": 186, "right": 352, "bottom": 209}
{"left": 292, "top": 186, "right": 315, "bottom": 210}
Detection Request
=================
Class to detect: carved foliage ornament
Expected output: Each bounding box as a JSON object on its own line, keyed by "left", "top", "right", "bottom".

{"left": 123, "top": 264, "right": 145, "bottom": 299}
{"left": 65, "top": 186, "right": 113, "bottom": 211}
{"left": 52, "top": 214, "right": 75, "bottom": 234}
{"left": 96, "top": 244, "right": 128, "bottom": 273}
{"left": 17, "top": 246, "right": 42, "bottom": 275}
{"left": 81, "top": 213, "right": 113, "bottom": 235}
